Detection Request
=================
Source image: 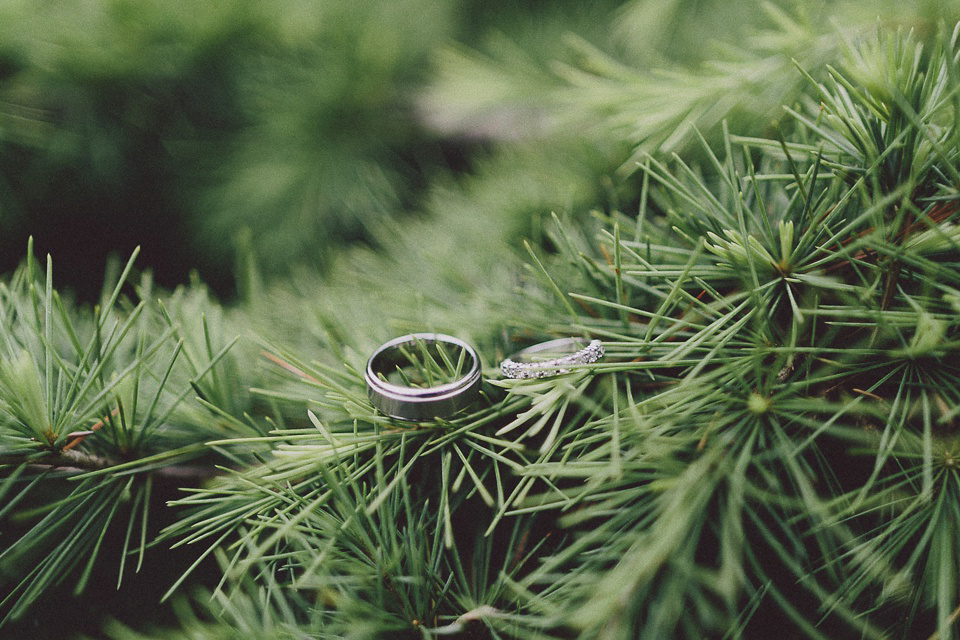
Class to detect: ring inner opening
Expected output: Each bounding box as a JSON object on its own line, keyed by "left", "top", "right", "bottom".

{"left": 373, "top": 339, "right": 471, "bottom": 389}
{"left": 515, "top": 341, "right": 587, "bottom": 363}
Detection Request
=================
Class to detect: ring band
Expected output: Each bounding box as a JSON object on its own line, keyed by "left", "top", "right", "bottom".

{"left": 365, "top": 333, "right": 482, "bottom": 421}
{"left": 500, "top": 338, "right": 604, "bottom": 379}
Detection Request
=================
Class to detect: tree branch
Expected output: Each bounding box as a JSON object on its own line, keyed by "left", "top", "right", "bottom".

{"left": 0, "top": 449, "right": 223, "bottom": 483}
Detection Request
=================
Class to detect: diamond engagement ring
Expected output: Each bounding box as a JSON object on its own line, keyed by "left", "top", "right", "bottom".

{"left": 365, "top": 333, "right": 482, "bottom": 421}
{"left": 500, "top": 338, "right": 604, "bottom": 379}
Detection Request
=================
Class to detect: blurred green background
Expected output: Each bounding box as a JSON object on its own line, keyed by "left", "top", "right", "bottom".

{"left": 0, "top": 0, "right": 792, "bottom": 301}
{"left": 0, "top": 0, "right": 604, "bottom": 298}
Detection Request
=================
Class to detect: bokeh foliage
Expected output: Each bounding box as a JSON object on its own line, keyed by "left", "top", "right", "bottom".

{"left": 0, "top": 0, "right": 460, "bottom": 295}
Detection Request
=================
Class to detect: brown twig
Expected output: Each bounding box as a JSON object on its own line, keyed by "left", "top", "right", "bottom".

{"left": 61, "top": 408, "right": 118, "bottom": 452}
{"left": 0, "top": 450, "right": 223, "bottom": 483}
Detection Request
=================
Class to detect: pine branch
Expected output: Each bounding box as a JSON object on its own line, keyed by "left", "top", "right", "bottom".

{"left": 0, "top": 451, "right": 222, "bottom": 482}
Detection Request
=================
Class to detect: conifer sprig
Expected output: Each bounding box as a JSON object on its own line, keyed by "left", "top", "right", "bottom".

{"left": 0, "top": 246, "right": 258, "bottom": 625}
{"left": 135, "top": 20, "right": 960, "bottom": 640}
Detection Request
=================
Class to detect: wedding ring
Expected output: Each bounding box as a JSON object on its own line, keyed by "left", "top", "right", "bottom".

{"left": 500, "top": 338, "right": 604, "bottom": 379}
{"left": 365, "top": 333, "right": 482, "bottom": 421}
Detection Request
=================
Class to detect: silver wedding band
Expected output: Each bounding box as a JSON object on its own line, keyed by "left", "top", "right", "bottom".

{"left": 365, "top": 333, "right": 482, "bottom": 421}
{"left": 500, "top": 338, "right": 604, "bottom": 379}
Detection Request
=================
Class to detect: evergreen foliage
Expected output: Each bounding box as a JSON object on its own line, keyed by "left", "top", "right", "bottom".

{"left": 3, "top": 1, "right": 960, "bottom": 638}
{"left": 0, "top": 0, "right": 461, "bottom": 294}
